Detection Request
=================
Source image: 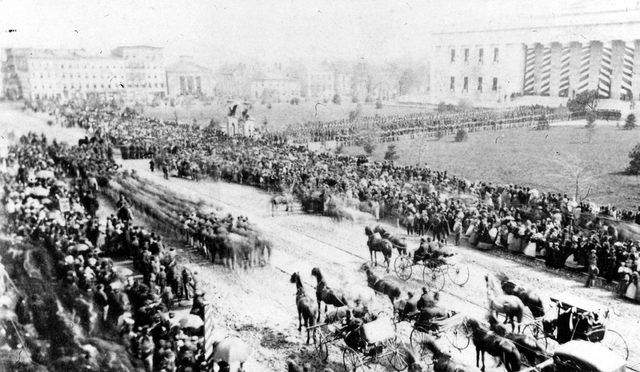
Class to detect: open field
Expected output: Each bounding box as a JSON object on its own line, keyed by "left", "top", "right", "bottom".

{"left": 344, "top": 123, "right": 640, "bottom": 210}
{"left": 143, "top": 100, "right": 434, "bottom": 131}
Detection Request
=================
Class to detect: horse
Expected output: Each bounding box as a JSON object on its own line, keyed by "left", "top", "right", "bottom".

{"left": 362, "top": 263, "right": 401, "bottom": 306}
{"left": 310, "top": 267, "right": 349, "bottom": 322}
{"left": 289, "top": 273, "right": 317, "bottom": 344}
{"left": 495, "top": 272, "right": 547, "bottom": 318}
{"left": 485, "top": 274, "right": 525, "bottom": 332}
{"left": 374, "top": 225, "right": 407, "bottom": 255}
{"left": 465, "top": 317, "right": 522, "bottom": 372}
{"left": 364, "top": 226, "right": 393, "bottom": 272}
{"left": 418, "top": 334, "right": 482, "bottom": 372}
{"left": 487, "top": 313, "right": 545, "bottom": 366}
{"left": 271, "top": 193, "right": 293, "bottom": 216}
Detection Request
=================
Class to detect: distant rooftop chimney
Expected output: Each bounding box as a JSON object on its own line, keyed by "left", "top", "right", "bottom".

{"left": 179, "top": 55, "right": 194, "bottom": 64}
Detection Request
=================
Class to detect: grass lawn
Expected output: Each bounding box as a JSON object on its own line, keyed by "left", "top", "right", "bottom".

{"left": 343, "top": 124, "right": 640, "bottom": 209}
{"left": 142, "top": 101, "right": 433, "bottom": 131}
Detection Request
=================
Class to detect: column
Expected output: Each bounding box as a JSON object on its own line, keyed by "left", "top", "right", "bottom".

{"left": 610, "top": 40, "right": 625, "bottom": 100}
{"left": 533, "top": 43, "right": 545, "bottom": 94}
{"left": 523, "top": 44, "right": 536, "bottom": 95}
{"left": 549, "top": 42, "right": 562, "bottom": 96}
{"left": 632, "top": 40, "right": 640, "bottom": 101}
{"left": 598, "top": 41, "right": 613, "bottom": 98}
{"left": 588, "top": 41, "right": 603, "bottom": 93}
{"left": 568, "top": 42, "right": 582, "bottom": 98}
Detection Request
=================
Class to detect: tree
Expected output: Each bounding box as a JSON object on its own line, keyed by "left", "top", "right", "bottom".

{"left": 362, "top": 136, "right": 376, "bottom": 156}
{"left": 398, "top": 68, "right": 418, "bottom": 95}
{"left": 624, "top": 113, "right": 636, "bottom": 130}
{"left": 567, "top": 90, "right": 599, "bottom": 113}
{"left": 627, "top": 143, "right": 640, "bottom": 175}
{"left": 384, "top": 144, "right": 399, "bottom": 162}
{"left": 455, "top": 128, "right": 468, "bottom": 142}
{"left": 536, "top": 114, "right": 550, "bottom": 130}
{"left": 349, "top": 104, "right": 363, "bottom": 120}
{"left": 585, "top": 111, "right": 596, "bottom": 128}
{"left": 332, "top": 94, "right": 342, "bottom": 105}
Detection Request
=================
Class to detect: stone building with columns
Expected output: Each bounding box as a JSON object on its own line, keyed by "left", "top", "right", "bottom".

{"left": 166, "top": 56, "right": 215, "bottom": 97}
{"left": 430, "top": 7, "right": 640, "bottom": 105}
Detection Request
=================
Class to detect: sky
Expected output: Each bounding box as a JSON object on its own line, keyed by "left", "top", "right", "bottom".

{"left": 1, "top": 0, "right": 637, "bottom": 68}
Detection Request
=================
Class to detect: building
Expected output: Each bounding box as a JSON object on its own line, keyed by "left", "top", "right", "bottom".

{"left": 3, "top": 48, "right": 127, "bottom": 101}
{"left": 305, "top": 68, "right": 335, "bottom": 100}
{"left": 430, "top": 4, "right": 640, "bottom": 105}
{"left": 112, "top": 46, "right": 166, "bottom": 102}
{"left": 250, "top": 75, "right": 301, "bottom": 102}
{"left": 166, "top": 56, "right": 215, "bottom": 97}
{"left": 3, "top": 46, "right": 166, "bottom": 103}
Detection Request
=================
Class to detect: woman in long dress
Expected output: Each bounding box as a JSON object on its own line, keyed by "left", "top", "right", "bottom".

{"left": 625, "top": 272, "right": 638, "bottom": 301}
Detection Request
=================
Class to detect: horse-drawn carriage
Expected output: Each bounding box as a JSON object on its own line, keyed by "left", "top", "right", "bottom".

{"left": 522, "top": 292, "right": 628, "bottom": 361}
{"left": 522, "top": 340, "right": 627, "bottom": 372}
{"left": 311, "top": 314, "right": 409, "bottom": 371}
{"left": 393, "top": 255, "right": 470, "bottom": 291}
{"left": 395, "top": 309, "right": 470, "bottom": 358}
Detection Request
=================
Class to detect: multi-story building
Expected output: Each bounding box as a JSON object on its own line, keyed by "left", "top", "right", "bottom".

{"left": 430, "top": 5, "right": 640, "bottom": 105}
{"left": 3, "top": 46, "right": 167, "bottom": 103}
{"left": 305, "top": 69, "right": 335, "bottom": 100}
{"left": 3, "top": 48, "right": 127, "bottom": 101}
{"left": 166, "top": 56, "right": 215, "bottom": 97}
{"left": 250, "top": 75, "right": 301, "bottom": 102}
{"left": 111, "top": 46, "right": 166, "bottom": 102}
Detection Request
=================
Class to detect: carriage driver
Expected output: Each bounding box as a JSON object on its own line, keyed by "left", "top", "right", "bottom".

{"left": 413, "top": 237, "right": 453, "bottom": 265}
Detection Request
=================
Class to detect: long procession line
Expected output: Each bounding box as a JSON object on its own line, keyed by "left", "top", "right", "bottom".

{"left": 176, "top": 187, "right": 572, "bottom": 358}
{"left": 129, "top": 176, "right": 635, "bottom": 368}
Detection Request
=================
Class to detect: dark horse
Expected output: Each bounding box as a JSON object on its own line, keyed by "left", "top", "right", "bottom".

{"left": 365, "top": 226, "right": 393, "bottom": 272}
{"left": 362, "top": 263, "right": 401, "bottom": 306}
{"left": 374, "top": 225, "right": 407, "bottom": 255}
{"left": 465, "top": 317, "right": 521, "bottom": 372}
{"left": 495, "top": 272, "right": 547, "bottom": 318}
{"left": 419, "top": 334, "right": 482, "bottom": 372}
{"left": 289, "top": 273, "right": 317, "bottom": 344}
{"left": 310, "top": 267, "right": 349, "bottom": 322}
{"left": 487, "top": 313, "right": 545, "bottom": 366}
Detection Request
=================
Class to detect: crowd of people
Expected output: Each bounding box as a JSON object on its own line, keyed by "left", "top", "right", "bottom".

{"left": 1, "top": 132, "right": 222, "bottom": 371}
{"left": 28, "top": 98, "right": 640, "bottom": 305}
{"left": 280, "top": 105, "right": 563, "bottom": 144}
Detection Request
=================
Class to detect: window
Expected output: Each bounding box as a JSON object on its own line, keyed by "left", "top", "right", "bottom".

{"left": 477, "top": 77, "right": 483, "bottom": 92}
{"left": 450, "top": 49, "right": 455, "bottom": 63}
{"left": 450, "top": 76, "right": 455, "bottom": 91}
{"left": 463, "top": 76, "right": 469, "bottom": 91}
{"left": 492, "top": 77, "right": 498, "bottom": 91}
{"left": 464, "top": 48, "right": 469, "bottom": 62}
{"left": 479, "top": 48, "right": 484, "bottom": 63}
{"left": 493, "top": 48, "right": 499, "bottom": 62}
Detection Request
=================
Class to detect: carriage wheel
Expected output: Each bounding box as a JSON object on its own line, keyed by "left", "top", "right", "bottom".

{"left": 522, "top": 323, "right": 549, "bottom": 352}
{"left": 601, "top": 329, "right": 629, "bottom": 360}
{"left": 446, "top": 323, "right": 471, "bottom": 350}
{"left": 446, "top": 263, "right": 469, "bottom": 286}
{"left": 422, "top": 266, "right": 445, "bottom": 292}
{"left": 410, "top": 328, "right": 434, "bottom": 357}
{"left": 343, "top": 347, "right": 364, "bottom": 372}
{"left": 384, "top": 338, "right": 408, "bottom": 371}
{"left": 394, "top": 256, "right": 413, "bottom": 281}
{"left": 315, "top": 332, "right": 329, "bottom": 362}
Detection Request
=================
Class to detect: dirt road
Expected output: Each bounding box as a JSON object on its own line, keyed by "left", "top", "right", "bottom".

{"left": 124, "top": 159, "right": 640, "bottom": 371}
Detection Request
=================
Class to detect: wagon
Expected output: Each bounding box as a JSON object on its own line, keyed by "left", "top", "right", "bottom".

{"left": 393, "top": 255, "right": 469, "bottom": 291}
{"left": 393, "top": 310, "right": 470, "bottom": 359}
{"left": 312, "top": 315, "right": 409, "bottom": 371}
{"left": 521, "top": 292, "right": 629, "bottom": 361}
{"left": 521, "top": 340, "right": 627, "bottom": 372}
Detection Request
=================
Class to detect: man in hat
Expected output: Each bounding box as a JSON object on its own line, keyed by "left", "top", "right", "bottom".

{"left": 413, "top": 237, "right": 429, "bottom": 264}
